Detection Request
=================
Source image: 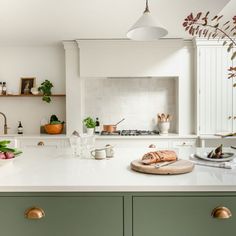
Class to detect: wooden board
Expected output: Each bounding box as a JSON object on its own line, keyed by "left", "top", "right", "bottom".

{"left": 130, "top": 159, "right": 194, "bottom": 175}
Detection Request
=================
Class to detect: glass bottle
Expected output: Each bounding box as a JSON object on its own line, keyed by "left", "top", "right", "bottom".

{"left": 0, "top": 82, "right": 2, "bottom": 95}
{"left": 95, "top": 117, "right": 100, "bottom": 134}
{"left": 17, "top": 121, "right": 23, "bottom": 135}
{"left": 2, "top": 82, "right": 7, "bottom": 95}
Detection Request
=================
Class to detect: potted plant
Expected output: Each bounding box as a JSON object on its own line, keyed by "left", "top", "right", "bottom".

{"left": 83, "top": 117, "right": 96, "bottom": 135}
{"left": 44, "top": 115, "right": 64, "bottom": 134}
{"left": 38, "top": 80, "right": 53, "bottom": 103}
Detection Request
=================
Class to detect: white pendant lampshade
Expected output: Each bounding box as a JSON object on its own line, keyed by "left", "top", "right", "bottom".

{"left": 127, "top": 0, "right": 168, "bottom": 41}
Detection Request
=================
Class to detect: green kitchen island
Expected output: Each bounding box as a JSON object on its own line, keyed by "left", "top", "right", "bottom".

{"left": 0, "top": 147, "right": 235, "bottom": 236}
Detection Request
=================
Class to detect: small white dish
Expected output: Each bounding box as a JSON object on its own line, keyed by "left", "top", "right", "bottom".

{"left": 0, "top": 158, "right": 14, "bottom": 166}
{"left": 31, "top": 87, "right": 39, "bottom": 95}
{"left": 194, "top": 152, "right": 235, "bottom": 162}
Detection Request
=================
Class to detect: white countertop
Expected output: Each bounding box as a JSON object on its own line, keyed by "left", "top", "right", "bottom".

{"left": 0, "top": 134, "right": 68, "bottom": 139}
{"left": 0, "top": 147, "right": 235, "bottom": 192}
{"left": 200, "top": 135, "right": 236, "bottom": 139}
{"left": 96, "top": 134, "right": 197, "bottom": 139}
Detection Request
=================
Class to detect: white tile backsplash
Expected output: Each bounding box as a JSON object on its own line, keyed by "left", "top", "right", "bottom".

{"left": 84, "top": 77, "right": 177, "bottom": 132}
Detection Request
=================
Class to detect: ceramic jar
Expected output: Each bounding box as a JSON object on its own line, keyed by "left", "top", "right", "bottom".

{"left": 158, "top": 122, "right": 170, "bottom": 135}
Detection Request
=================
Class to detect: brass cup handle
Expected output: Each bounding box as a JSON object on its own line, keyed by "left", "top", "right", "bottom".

{"left": 211, "top": 206, "right": 232, "bottom": 219}
{"left": 234, "top": 116, "right": 236, "bottom": 120}
{"left": 25, "top": 207, "right": 45, "bottom": 220}
{"left": 37, "top": 141, "right": 45, "bottom": 146}
{"left": 228, "top": 116, "right": 232, "bottom": 120}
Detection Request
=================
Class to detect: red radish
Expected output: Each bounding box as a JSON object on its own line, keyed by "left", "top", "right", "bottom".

{"left": 0, "top": 152, "right": 6, "bottom": 159}
{"left": 4, "top": 152, "right": 15, "bottom": 159}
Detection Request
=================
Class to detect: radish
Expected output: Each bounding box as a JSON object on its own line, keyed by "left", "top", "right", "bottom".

{"left": 4, "top": 152, "right": 15, "bottom": 159}
{"left": 0, "top": 152, "right": 6, "bottom": 159}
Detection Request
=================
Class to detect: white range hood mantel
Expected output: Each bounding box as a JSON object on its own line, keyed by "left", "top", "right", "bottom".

{"left": 76, "top": 39, "right": 192, "bottom": 78}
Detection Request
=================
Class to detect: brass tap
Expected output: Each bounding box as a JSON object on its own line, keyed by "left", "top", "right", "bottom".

{"left": 0, "top": 112, "right": 8, "bottom": 134}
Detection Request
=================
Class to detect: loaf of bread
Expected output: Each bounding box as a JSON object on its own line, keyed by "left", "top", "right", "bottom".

{"left": 142, "top": 150, "right": 177, "bottom": 165}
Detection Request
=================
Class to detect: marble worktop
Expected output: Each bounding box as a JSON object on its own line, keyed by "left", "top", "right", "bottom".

{"left": 0, "top": 147, "right": 235, "bottom": 192}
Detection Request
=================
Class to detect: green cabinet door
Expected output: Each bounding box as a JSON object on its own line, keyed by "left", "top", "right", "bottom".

{"left": 0, "top": 196, "right": 123, "bottom": 236}
{"left": 133, "top": 196, "right": 236, "bottom": 236}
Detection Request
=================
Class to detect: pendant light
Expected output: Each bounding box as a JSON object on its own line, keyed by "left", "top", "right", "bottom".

{"left": 127, "top": 0, "right": 168, "bottom": 41}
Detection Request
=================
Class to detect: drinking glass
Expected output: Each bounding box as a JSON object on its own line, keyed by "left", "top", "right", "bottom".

{"left": 70, "top": 131, "right": 80, "bottom": 157}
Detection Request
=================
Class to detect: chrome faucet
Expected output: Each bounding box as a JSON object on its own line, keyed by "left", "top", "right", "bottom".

{"left": 0, "top": 112, "right": 8, "bottom": 134}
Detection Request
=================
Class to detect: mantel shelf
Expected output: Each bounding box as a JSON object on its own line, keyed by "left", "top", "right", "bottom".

{"left": 0, "top": 94, "right": 66, "bottom": 97}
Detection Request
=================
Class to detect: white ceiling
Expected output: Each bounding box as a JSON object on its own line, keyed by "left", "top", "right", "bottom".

{"left": 0, "top": 0, "right": 232, "bottom": 45}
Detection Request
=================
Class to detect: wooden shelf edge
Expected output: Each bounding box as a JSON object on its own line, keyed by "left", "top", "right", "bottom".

{"left": 0, "top": 94, "right": 66, "bottom": 97}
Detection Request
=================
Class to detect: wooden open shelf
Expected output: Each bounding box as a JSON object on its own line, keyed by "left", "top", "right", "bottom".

{"left": 0, "top": 94, "right": 66, "bottom": 97}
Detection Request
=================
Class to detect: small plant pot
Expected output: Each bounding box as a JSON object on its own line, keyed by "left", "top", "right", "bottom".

{"left": 44, "top": 124, "right": 64, "bottom": 135}
{"left": 158, "top": 122, "right": 170, "bottom": 135}
{"left": 86, "top": 128, "right": 95, "bottom": 136}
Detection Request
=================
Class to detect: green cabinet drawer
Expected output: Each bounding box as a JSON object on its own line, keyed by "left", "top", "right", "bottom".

{"left": 0, "top": 196, "right": 123, "bottom": 236}
{"left": 133, "top": 196, "right": 236, "bottom": 236}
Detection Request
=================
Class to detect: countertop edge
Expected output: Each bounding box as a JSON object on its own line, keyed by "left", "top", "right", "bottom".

{"left": 0, "top": 185, "right": 235, "bottom": 192}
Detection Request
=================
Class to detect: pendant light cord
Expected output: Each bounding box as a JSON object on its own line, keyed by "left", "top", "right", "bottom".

{"left": 144, "top": 0, "right": 150, "bottom": 13}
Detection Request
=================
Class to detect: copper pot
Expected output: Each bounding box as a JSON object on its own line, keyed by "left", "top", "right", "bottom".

{"left": 103, "top": 118, "right": 125, "bottom": 133}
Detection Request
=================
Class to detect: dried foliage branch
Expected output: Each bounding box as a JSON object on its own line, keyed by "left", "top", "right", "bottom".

{"left": 183, "top": 13, "right": 236, "bottom": 80}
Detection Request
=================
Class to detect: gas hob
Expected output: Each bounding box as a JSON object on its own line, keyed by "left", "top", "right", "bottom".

{"left": 100, "top": 130, "right": 159, "bottom": 136}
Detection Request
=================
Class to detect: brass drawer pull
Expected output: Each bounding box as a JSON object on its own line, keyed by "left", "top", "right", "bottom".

{"left": 25, "top": 207, "right": 45, "bottom": 220}
{"left": 211, "top": 206, "right": 232, "bottom": 219}
{"left": 37, "top": 141, "right": 45, "bottom": 146}
{"left": 228, "top": 116, "right": 232, "bottom": 120}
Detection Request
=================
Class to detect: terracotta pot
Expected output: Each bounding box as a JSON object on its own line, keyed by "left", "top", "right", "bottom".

{"left": 44, "top": 124, "right": 64, "bottom": 134}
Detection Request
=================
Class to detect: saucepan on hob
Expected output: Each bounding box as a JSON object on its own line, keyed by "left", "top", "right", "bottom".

{"left": 103, "top": 118, "right": 125, "bottom": 133}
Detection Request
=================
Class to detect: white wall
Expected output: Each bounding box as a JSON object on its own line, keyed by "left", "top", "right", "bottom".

{"left": 84, "top": 77, "right": 177, "bottom": 132}
{"left": 0, "top": 45, "right": 66, "bottom": 134}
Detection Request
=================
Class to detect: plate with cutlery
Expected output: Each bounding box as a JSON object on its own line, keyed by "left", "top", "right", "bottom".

{"left": 194, "top": 145, "right": 235, "bottom": 162}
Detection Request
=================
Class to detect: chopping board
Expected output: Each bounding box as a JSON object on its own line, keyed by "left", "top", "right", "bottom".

{"left": 130, "top": 159, "right": 194, "bottom": 175}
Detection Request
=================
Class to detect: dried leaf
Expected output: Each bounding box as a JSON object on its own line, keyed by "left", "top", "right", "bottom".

{"left": 224, "top": 25, "right": 230, "bottom": 31}
{"left": 223, "top": 41, "right": 227, "bottom": 46}
{"left": 207, "top": 32, "right": 212, "bottom": 40}
{"left": 231, "top": 51, "right": 236, "bottom": 61}
{"left": 189, "top": 26, "right": 193, "bottom": 34}
{"left": 223, "top": 21, "right": 230, "bottom": 26}
{"left": 188, "top": 13, "right": 193, "bottom": 21}
{"left": 195, "top": 12, "right": 202, "bottom": 20}
{"left": 212, "top": 33, "right": 218, "bottom": 39}
{"left": 231, "top": 26, "right": 236, "bottom": 32}
{"left": 211, "top": 15, "right": 218, "bottom": 21}
{"left": 183, "top": 22, "right": 188, "bottom": 27}
{"left": 199, "top": 29, "right": 202, "bottom": 37}
{"left": 227, "top": 43, "right": 233, "bottom": 53}
{"left": 214, "top": 23, "right": 219, "bottom": 28}
{"left": 217, "top": 15, "right": 223, "bottom": 21}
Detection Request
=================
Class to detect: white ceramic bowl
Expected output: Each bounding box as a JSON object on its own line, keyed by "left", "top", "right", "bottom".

{"left": 0, "top": 158, "right": 15, "bottom": 166}
{"left": 31, "top": 87, "right": 39, "bottom": 95}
